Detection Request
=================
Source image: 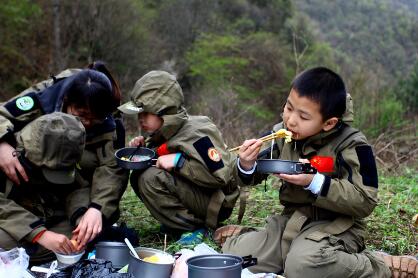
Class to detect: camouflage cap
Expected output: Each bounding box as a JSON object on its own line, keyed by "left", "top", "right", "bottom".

{"left": 16, "top": 112, "right": 86, "bottom": 184}
{"left": 118, "top": 70, "right": 184, "bottom": 115}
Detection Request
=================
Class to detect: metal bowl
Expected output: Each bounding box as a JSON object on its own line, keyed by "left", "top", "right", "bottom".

{"left": 128, "top": 247, "right": 174, "bottom": 278}
{"left": 115, "top": 147, "right": 155, "bottom": 170}
{"left": 95, "top": 241, "right": 130, "bottom": 269}
{"left": 186, "top": 254, "right": 249, "bottom": 278}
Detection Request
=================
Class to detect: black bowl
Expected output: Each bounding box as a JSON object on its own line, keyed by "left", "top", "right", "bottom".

{"left": 115, "top": 147, "right": 155, "bottom": 170}
{"left": 256, "top": 159, "right": 316, "bottom": 174}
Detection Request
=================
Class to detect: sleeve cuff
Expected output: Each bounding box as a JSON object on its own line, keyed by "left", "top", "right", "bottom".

{"left": 175, "top": 154, "right": 186, "bottom": 171}
{"left": 0, "top": 129, "right": 16, "bottom": 146}
{"left": 26, "top": 226, "right": 47, "bottom": 242}
{"left": 88, "top": 202, "right": 102, "bottom": 211}
{"left": 173, "top": 153, "right": 182, "bottom": 167}
{"left": 303, "top": 173, "right": 325, "bottom": 195}
{"left": 237, "top": 158, "right": 257, "bottom": 174}
{"left": 70, "top": 207, "right": 88, "bottom": 226}
{"left": 31, "top": 229, "right": 47, "bottom": 243}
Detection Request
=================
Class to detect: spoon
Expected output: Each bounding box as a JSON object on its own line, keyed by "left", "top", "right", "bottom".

{"left": 125, "top": 238, "right": 140, "bottom": 259}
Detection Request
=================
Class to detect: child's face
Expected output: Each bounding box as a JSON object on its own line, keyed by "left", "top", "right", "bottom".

{"left": 66, "top": 104, "right": 104, "bottom": 130}
{"left": 283, "top": 89, "right": 337, "bottom": 140}
{"left": 138, "top": 112, "right": 163, "bottom": 133}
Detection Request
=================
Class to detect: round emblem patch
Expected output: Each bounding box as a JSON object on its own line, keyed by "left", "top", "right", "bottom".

{"left": 208, "top": 148, "right": 221, "bottom": 162}
{"left": 16, "top": 96, "right": 34, "bottom": 111}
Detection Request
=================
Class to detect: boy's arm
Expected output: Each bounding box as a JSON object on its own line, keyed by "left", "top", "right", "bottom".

{"left": 88, "top": 140, "right": 129, "bottom": 221}
{"left": 66, "top": 140, "right": 128, "bottom": 225}
{"left": 313, "top": 144, "right": 379, "bottom": 218}
{"left": 174, "top": 139, "right": 233, "bottom": 189}
{"left": 234, "top": 141, "right": 278, "bottom": 186}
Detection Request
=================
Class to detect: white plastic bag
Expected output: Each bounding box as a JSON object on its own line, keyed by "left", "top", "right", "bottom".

{"left": 0, "top": 247, "right": 30, "bottom": 278}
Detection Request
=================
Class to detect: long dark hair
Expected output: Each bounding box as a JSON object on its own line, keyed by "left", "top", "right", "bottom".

{"left": 63, "top": 62, "right": 121, "bottom": 119}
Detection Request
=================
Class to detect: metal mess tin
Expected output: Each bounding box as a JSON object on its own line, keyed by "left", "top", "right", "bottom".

{"left": 256, "top": 159, "right": 317, "bottom": 175}
{"left": 95, "top": 241, "right": 130, "bottom": 269}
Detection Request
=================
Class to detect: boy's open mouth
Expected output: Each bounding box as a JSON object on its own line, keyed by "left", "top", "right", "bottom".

{"left": 287, "top": 129, "right": 298, "bottom": 139}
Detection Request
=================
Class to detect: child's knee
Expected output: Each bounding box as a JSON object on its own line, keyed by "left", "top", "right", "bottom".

{"left": 285, "top": 243, "right": 340, "bottom": 276}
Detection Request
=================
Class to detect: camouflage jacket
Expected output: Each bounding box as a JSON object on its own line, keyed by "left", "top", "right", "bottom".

{"left": 0, "top": 70, "right": 128, "bottom": 241}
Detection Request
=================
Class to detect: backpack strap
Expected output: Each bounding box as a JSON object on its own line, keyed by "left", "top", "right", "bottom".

{"left": 237, "top": 185, "right": 250, "bottom": 224}
{"left": 206, "top": 189, "right": 225, "bottom": 229}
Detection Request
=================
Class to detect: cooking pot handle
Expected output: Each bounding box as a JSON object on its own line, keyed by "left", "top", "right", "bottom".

{"left": 241, "top": 255, "right": 257, "bottom": 269}
{"left": 151, "top": 158, "right": 158, "bottom": 166}
{"left": 298, "top": 162, "right": 317, "bottom": 174}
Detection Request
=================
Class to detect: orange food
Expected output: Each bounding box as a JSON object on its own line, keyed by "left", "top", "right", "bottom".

{"left": 71, "top": 239, "right": 79, "bottom": 249}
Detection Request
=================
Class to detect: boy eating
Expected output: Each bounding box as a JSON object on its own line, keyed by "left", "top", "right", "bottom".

{"left": 215, "top": 67, "right": 417, "bottom": 277}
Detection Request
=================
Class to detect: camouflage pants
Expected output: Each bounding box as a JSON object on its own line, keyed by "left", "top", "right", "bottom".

{"left": 0, "top": 219, "right": 72, "bottom": 264}
{"left": 131, "top": 167, "right": 231, "bottom": 231}
{"left": 222, "top": 214, "right": 391, "bottom": 277}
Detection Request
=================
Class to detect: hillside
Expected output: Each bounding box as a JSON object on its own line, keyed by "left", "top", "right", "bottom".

{"left": 294, "top": 0, "right": 418, "bottom": 85}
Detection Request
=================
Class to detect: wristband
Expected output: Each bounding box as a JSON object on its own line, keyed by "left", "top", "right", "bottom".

{"left": 173, "top": 153, "right": 182, "bottom": 167}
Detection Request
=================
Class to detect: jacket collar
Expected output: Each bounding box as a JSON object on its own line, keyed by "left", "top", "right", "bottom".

{"left": 148, "top": 108, "right": 188, "bottom": 145}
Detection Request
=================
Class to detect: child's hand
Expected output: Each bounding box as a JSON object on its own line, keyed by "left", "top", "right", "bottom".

{"left": 37, "top": 231, "right": 77, "bottom": 254}
{"left": 156, "top": 154, "right": 177, "bottom": 171}
{"left": 0, "top": 142, "right": 29, "bottom": 185}
{"left": 238, "top": 139, "right": 263, "bottom": 171}
{"left": 128, "top": 136, "right": 145, "bottom": 147}
{"left": 277, "top": 173, "right": 314, "bottom": 187}
{"left": 72, "top": 208, "right": 102, "bottom": 249}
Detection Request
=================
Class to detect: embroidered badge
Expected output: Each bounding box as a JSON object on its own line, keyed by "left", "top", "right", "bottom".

{"left": 208, "top": 147, "right": 221, "bottom": 162}
{"left": 16, "top": 96, "right": 34, "bottom": 111}
{"left": 193, "top": 136, "right": 224, "bottom": 172}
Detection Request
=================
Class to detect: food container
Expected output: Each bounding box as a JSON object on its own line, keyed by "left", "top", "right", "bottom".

{"left": 114, "top": 147, "right": 156, "bottom": 170}
{"left": 256, "top": 159, "right": 317, "bottom": 174}
{"left": 95, "top": 241, "right": 131, "bottom": 269}
{"left": 54, "top": 250, "right": 85, "bottom": 265}
{"left": 128, "top": 247, "right": 175, "bottom": 278}
{"left": 186, "top": 254, "right": 257, "bottom": 278}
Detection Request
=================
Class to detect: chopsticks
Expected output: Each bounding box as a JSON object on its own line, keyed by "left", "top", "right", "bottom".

{"left": 128, "top": 145, "right": 142, "bottom": 160}
{"left": 228, "top": 129, "right": 292, "bottom": 152}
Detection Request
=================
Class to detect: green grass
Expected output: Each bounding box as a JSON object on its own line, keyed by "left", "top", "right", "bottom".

{"left": 119, "top": 172, "right": 417, "bottom": 256}
{"left": 366, "top": 170, "right": 417, "bottom": 255}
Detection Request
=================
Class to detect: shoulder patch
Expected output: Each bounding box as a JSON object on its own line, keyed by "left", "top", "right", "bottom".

{"left": 5, "top": 92, "right": 41, "bottom": 117}
{"left": 208, "top": 147, "right": 222, "bottom": 162}
{"left": 355, "top": 145, "right": 378, "bottom": 188}
{"left": 193, "top": 136, "right": 224, "bottom": 173}
{"left": 16, "top": 96, "right": 34, "bottom": 110}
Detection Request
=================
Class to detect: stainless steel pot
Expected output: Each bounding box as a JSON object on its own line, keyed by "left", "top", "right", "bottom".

{"left": 95, "top": 241, "right": 130, "bottom": 269}
{"left": 256, "top": 159, "right": 317, "bottom": 174}
{"left": 187, "top": 254, "right": 257, "bottom": 278}
{"left": 128, "top": 247, "right": 174, "bottom": 278}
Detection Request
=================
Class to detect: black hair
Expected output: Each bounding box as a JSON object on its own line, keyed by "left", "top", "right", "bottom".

{"left": 291, "top": 67, "right": 346, "bottom": 121}
{"left": 64, "top": 69, "right": 115, "bottom": 119}
{"left": 87, "top": 61, "right": 122, "bottom": 110}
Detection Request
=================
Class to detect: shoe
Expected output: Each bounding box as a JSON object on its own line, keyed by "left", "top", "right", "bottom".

{"left": 375, "top": 251, "right": 418, "bottom": 278}
{"left": 213, "top": 225, "right": 244, "bottom": 247}
{"left": 176, "top": 228, "right": 207, "bottom": 246}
